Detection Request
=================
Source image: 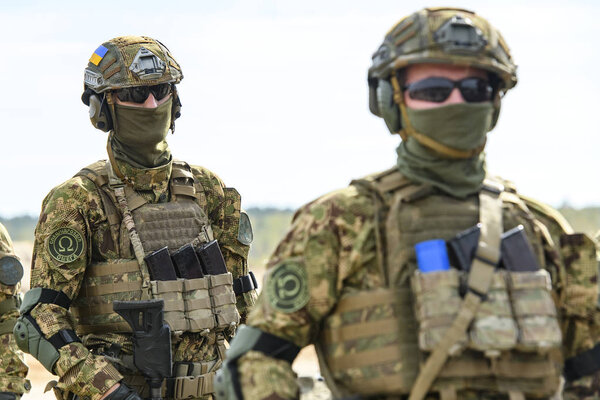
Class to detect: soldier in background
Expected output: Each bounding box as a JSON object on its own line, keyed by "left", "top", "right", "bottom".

{"left": 216, "top": 7, "right": 600, "bottom": 400}
{"left": 0, "top": 223, "right": 30, "bottom": 399}
{"left": 14, "top": 36, "right": 257, "bottom": 400}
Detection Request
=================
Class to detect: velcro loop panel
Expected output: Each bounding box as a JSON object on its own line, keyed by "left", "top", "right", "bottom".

{"left": 84, "top": 281, "right": 142, "bottom": 297}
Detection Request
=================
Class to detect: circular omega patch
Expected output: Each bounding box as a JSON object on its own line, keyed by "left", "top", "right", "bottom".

{"left": 266, "top": 261, "right": 309, "bottom": 313}
{"left": 48, "top": 228, "right": 85, "bottom": 263}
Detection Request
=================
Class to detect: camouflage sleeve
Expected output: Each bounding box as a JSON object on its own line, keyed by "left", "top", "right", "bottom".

{"left": 191, "top": 166, "right": 255, "bottom": 322}
{"left": 29, "top": 178, "right": 122, "bottom": 399}
{"left": 0, "top": 223, "right": 30, "bottom": 395}
{"left": 520, "top": 194, "right": 600, "bottom": 397}
{"left": 238, "top": 187, "right": 376, "bottom": 400}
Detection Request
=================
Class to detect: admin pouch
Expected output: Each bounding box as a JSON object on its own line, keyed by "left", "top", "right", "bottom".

{"left": 317, "top": 168, "right": 566, "bottom": 400}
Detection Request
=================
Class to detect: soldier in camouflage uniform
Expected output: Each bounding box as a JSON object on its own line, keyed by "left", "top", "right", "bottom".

{"left": 0, "top": 223, "right": 30, "bottom": 399}
{"left": 215, "top": 7, "right": 600, "bottom": 400}
{"left": 14, "top": 36, "right": 257, "bottom": 400}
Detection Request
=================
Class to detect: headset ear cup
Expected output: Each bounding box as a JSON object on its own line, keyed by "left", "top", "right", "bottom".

{"left": 376, "top": 79, "right": 402, "bottom": 134}
{"left": 170, "top": 86, "right": 182, "bottom": 132}
{"left": 88, "top": 94, "right": 112, "bottom": 132}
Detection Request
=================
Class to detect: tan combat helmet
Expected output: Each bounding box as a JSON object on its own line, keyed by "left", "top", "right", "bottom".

{"left": 368, "top": 7, "right": 518, "bottom": 156}
{"left": 81, "top": 36, "right": 183, "bottom": 132}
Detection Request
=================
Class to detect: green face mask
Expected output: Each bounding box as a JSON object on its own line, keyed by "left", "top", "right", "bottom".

{"left": 110, "top": 97, "right": 173, "bottom": 168}
{"left": 406, "top": 102, "right": 493, "bottom": 152}
{"left": 397, "top": 102, "right": 495, "bottom": 198}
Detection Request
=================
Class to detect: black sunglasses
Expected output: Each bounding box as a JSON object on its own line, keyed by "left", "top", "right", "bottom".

{"left": 115, "top": 83, "right": 172, "bottom": 104}
{"left": 403, "top": 77, "right": 493, "bottom": 103}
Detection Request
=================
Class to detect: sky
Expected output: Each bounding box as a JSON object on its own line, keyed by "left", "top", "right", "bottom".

{"left": 0, "top": 0, "right": 598, "bottom": 217}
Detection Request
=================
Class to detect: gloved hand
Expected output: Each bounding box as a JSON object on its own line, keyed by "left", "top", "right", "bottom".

{"left": 103, "top": 383, "right": 143, "bottom": 400}
{"left": 0, "top": 392, "right": 18, "bottom": 400}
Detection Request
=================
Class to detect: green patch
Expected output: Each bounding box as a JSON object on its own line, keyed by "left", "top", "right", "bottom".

{"left": 266, "top": 261, "right": 309, "bottom": 313}
{"left": 47, "top": 228, "right": 85, "bottom": 263}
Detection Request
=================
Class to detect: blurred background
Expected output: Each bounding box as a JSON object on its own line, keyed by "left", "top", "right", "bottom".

{"left": 1, "top": 0, "right": 599, "bottom": 398}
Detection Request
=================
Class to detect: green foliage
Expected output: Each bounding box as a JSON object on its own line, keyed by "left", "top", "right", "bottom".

{"left": 558, "top": 206, "right": 600, "bottom": 238}
{"left": 0, "top": 215, "right": 37, "bottom": 242}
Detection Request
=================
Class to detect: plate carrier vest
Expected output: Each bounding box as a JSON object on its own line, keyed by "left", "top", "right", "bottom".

{"left": 69, "top": 160, "right": 239, "bottom": 399}
{"left": 316, "top": 168, "right": 565, "bottom": 400}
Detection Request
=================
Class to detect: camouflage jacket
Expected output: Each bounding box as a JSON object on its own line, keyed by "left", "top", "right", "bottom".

{"left": 239, "top": 170, "right": 600, "bottom": 400}
{"left": 0, "top": 223, "right": 30, "bottom": 395}
{"left": 29, "top": 159, "right": 254, "bottom": 400}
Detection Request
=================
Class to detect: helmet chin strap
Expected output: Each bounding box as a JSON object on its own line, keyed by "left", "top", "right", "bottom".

{"left": 390, "top": 75, "right": 486, "bottom": 160}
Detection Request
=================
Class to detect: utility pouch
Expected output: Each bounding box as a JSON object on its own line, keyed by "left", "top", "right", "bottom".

{"left": 150, "top": 280, "right": 186, "bottom": 331}
{"left": 182, "top": 277, "right": 215, "bottom": 332}
{"left": 209, "top": 273, "right": 240, "bottom": 331}
{"left": 468, "top": 270, "right": 517, "bottom": 353}
{"left": 411, "top": 269, "right": 467, "bottom": 352}
{"left": 508, "top": 270, "right": 562, "bottom": 352}
{"left": 196, "top": 240, "right": 228, "bottom": 275}
{"left": 172, "top": 244, "right": 204, "bottom": 279}
{"left": 145, "top": 247, "right": 178, "bottom": 281}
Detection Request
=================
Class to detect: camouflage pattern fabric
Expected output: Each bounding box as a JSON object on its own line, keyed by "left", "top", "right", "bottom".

{"left": 29, "top": 159, "right": 252, "bottom": 400}
{"left": 0, "top": 223, "right": 30, "bottom": 395}
{"left": 237, "top": 173, "right": 600, "bottom": 400}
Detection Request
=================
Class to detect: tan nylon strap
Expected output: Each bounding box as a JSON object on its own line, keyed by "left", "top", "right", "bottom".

{"left": 408, "top": 188, "right": 503, "bottom": 400}
{"left": 0, "top": 318, "right": 16, "bottom": 335}
{"left": 323, "top": 317, "right": 401, "bottom": 344}
{"left": 0, "top": 296, "right": 19, "bottom": 315}
{"left": 113, "top": 185, "right": 151, "bottom": 295}
{"left": 210, "top": 273, "right": 233, "bottom": 286}
{"left": 124, "top": 186, "right": 148, "bottom": 211}
{"left": 508, "top": 392, "right": 525, "bottom": 400}
{"left": 152, "top": 280, "right": 183, "bottom": 294}
{"left": 172, "top": 184, "right": 196, "bottom": 198}
{"left": 211, "top": 292, "right": 236, "bottom": 307}
{"left": 185, "top": 298, "right": 211, "bottom": 310}
{"left": 83, "top": 281, "right": 143, "bottom": 297}
{"left": 439, "top": 387, "right": 457, "bottom": 400}
{"left": 334, "top": 289, "right": 408, "bottom": 313}
{"left": 85, "top": 260, "right": 140, "bottom": 278}
{"left": 183, "top": 278, "right": 209, "bottom": 291}
{"left": 327, "top": 344, "right": 405, "bottom": 370}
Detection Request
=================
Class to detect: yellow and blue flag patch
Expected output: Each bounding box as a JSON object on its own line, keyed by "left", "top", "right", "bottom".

{"left": 89, "top": 45, "right": 108, "bottom": 66}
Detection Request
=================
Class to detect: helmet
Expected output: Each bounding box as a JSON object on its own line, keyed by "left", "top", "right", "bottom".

{"left": 81, "top": 35, "right": 183, "bottom": 132}
{"left": 368, "top": 7, "right": 517, "bottom": 136}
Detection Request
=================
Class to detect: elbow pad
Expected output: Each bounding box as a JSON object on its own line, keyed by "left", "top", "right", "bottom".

{"left": 13, "top": 288, "right": 80, "bottom": 373}
{"left": 214, "top": 325, "right": 300, "bottom": 400}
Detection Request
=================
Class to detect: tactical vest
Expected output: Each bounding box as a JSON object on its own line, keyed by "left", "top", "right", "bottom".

{"left": 70, "top": 160, "right": 239, "bottom": 335}
{"left": 68, "top": 160, "right": 239, "bottom": 398}
{"left": 317, "top": 169, "right": 566, "bottom": 400}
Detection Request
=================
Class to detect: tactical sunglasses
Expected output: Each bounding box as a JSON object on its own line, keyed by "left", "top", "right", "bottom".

{"left": 115, "top": 83, "right": 172, "bottom": 104}
{"left": 403, "top": 77, "right": 493, "bottom": 103}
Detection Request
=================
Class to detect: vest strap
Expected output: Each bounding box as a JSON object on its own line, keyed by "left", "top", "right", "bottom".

{"left": 408, "top": 187, "right": 503, "bottom": 400}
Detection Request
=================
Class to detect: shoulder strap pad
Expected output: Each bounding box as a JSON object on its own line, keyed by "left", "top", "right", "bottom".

{"left": 351, "top": 167, "right": 416, "bottom": 204}
{"left": 74, "top": 160, "right": 109, "bottom": 187}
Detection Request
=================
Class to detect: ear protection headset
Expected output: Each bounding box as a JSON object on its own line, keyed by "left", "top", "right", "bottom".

{"left": 81, "top": 84, "right": 183, "bottom": 133}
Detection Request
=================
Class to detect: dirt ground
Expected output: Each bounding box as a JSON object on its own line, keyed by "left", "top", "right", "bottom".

{"left": 11, "top": 242, "right": 324, "bottom": 400}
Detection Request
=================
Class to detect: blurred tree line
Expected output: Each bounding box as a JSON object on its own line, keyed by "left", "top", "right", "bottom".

{"left": 2, "top": 206, "right": 599, "bottom": 268}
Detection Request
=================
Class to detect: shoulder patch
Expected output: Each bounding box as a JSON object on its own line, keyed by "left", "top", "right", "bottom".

{"left": 237, "top": 211, "right": 253, "bottom": 245}
{"left": 266, "top": 260, "right": 310, "bottom": 313}
{"left": 0, "top": 256, "right": 24, "bottom": 286}
{"left": 47, "top": 228, "right": 85, "bottom": 264}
